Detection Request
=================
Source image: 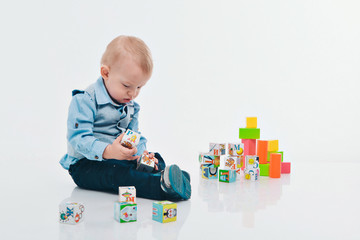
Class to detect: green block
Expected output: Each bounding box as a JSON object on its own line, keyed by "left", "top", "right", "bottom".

{"left": 267, "top": 151, "right": 283, "bottom": 162}
{"left": 259, "top": 164, "right": 269, "bottom": 176}
{"left": 239, "top": 128, "right": 260, "bottom": 139}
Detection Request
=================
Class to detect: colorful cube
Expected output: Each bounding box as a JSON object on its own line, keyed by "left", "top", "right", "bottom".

{"left": 201, "top": 164, "right": 218, "bottom": 179}
{"left": 223, "top": 156, "right": 237, "bottom": 170}
{"left": 59, "top": 202, "right": 85, "bottom": 224}
{"left": 244, "top": 168, "right": 260, "bottom": 181}
{"left": 281, "top": 162, "right": 291, "bottom": 174}
{"left": 219, "top": 169, "right": 236, "bottom": 183}
{"left": 114, "top": 202, "right": 137, "bottom": 223}
{"left": 227, "top": 143, "right": 244, "bottom": 156}
{"left": 239, "top": 128, "right": 260, "bottom": 139}
{"left": 121, "top": 129, "right": 141, "bottom": 149}
{"left": 259, "top": 164, "right": 270, "bottom": 176}
{"left": 119, "top": 186, "right": 136, "bottom": 203}
{"left": 246, "top": 117, "right": 257, "bottom": 128}
{"left": 209, "top": 143, "right": 226, "bottom": 155}
{"left": 245, "top": 155, "right": 259, "bottom": 170}
{"left": 199, "top": 153, "right": 220, "bottom": 167}
{"left": 136, "top": 152, "right": 155, "bottom": 172}
{"left": 268, "top": 140, "right": 279, "bottom": 152}
{"left": 152, "top": 201, "right": 177, "bottom": 223}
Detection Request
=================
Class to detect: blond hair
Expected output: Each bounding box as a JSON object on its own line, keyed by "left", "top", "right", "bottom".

{"left": 101, "top": 35, "right": 153, "bottom": 75}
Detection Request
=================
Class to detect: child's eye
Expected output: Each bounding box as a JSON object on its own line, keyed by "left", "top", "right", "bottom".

{"left": 137, "top": 86, "right": 142, "bottom": 89}
{"left": 123, "top": 84, "right": 129, "bottom": 88}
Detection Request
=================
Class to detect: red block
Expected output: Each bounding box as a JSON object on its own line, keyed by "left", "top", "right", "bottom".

{"left": 241, "top": 139, "right": 256, "bottom": 170}
{"left": 281, "top": 162, "right": 291, "bottom": 174}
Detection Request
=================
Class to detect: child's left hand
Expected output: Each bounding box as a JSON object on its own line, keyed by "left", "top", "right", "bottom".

{"left": 143, "top": 150, "right": 159, "bottom": 171}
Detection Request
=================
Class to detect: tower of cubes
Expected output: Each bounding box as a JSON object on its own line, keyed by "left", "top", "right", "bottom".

{"left": 198, "top": 117, "right": 291, "bottom": 182}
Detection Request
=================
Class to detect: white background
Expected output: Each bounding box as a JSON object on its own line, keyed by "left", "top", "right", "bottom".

{"left": 0, "top": 1, "right": 359, "bottom": 239}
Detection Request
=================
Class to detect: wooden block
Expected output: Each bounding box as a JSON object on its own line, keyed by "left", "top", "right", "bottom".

{"left": 259, "top": 164, "right": 269, "bottom": 176}
{"left": 256, "top": 140, "right": 268, "bottom": 164}
{"left": 246, "top": 117, "right": 257, "bottom": 128}
{"left": 269, "top": 153, "right": 281, "bottom": 178}
{"left": 239, "top": 128, "right": 260, "bottom": 139}
{"left": 268, "top": 140, "right": 279, "bottom": 152}
{"left": 152, "top": 201, "right": 177, "bottom": 223}
{"left": 267, "top": 151, "right": 283, "bottom": 162}
{"left": 281, "top": 162, "right": 291, "bottom": 174}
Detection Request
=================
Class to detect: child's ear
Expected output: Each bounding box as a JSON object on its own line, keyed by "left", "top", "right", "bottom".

{"left": 100, "top": 65, "right": 110, "bottom": 80}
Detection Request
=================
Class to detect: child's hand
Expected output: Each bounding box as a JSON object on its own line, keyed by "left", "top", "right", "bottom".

{"left": 143, "top": 150, "right": 159, "bottom": 171}
{"left": 103, "top": 133, "right": 139, "bottom": 161}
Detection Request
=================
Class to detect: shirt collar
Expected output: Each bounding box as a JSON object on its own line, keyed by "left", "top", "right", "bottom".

{"left": 94, "top": 76, "right": 134, "bottom": 107}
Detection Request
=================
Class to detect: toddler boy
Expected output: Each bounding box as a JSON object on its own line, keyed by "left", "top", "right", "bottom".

{"left": 60, "top": 35, "right": 191, "bottom": 201}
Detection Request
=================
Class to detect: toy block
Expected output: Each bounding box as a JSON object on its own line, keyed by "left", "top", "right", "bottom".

{"left": 281, "top": 162, "right": 291, "bottom": 174}
{"left": 241, "top": 139, "right": 256, "bottom": 170}
{"left": 268, "top": 140, "right": 279, "bottom": 152}
{"left": 152, "top": 201, "right": 177, "bottom": 223}
{"left": 227, "top": 143, "right": 244, "bottom": 156}
{"left": 119, "top": 186, "right": 136, "bottom": 203}
{"left": 259, "top": 164, "right": 269, "bottom": 176}
{"left": 236, "top": 155, "right": 244, "bottom": 169}
{"left": 59, "top": 202, "right": 85, "bottom": 224}
{"left": 219, "top": 169, "right": 236, "bottom": 183}
{"left": 136, "top": 152, "right": 155, "bottom": 172}
{"left": 246, "top": 117, "right": 257, "bottom": 128}
{"left": 267, "top": 151, "right": 283, "bottom": 162}
{"left": 239, "top": 128, "right": 260, "bottom": 139}
{"left": 244, "top": 168, "right": 260, "bottom": 181}
{"left": 245, "top": 155, "right": 259, "bottom": 170}
{"left": 256, "top": 140, "right": 268, "bottom": 164}
{"left": 269, "top": 153, "right": 282, "bottom": 178}
{"left": 121, "top": 129, "right": 141, "bottom": 149}
{"left": 114, "top": 202, "right": 137, "bottom": 223}
{"left": 201, "top": 164, "right": 218, "bottom": 179}
{"left": 199, "top": 153, "right": 220, "bottom": 167}
{"left": 209, "top": 143, "right": 226, "bottom": 155}
{"left": 223, "top": 156, "right": 238, "bottom": 170}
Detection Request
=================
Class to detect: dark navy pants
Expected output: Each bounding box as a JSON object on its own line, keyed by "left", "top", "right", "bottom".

{"left": 68, "top": 153, "right": 167, "bottom": 200}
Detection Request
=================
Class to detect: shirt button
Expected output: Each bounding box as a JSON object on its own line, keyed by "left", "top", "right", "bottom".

{"left": 75, "top": 123, "right": 79, "bottom": 128}
{"left": 95, "top": 155, "right": 99, "bottom": 160}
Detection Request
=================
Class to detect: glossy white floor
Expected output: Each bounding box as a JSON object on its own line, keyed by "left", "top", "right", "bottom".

{"left": 2, "top": 161, "right": 359, "bottom": 240}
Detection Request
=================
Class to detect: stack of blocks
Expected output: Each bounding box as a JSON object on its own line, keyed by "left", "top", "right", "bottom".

{"left": 244, "top": 155, "right": 260, "bottom": 181}
{"left": 198, "top": 117, "right": 291, "bottom": 181}
{"left": 199, "top": 143, "right": 225, "bottom": 180}
{"left": 240, "top": 117, "right": 291, "bottom": 178}
{"left": 114, "top": 186, "right": 137, "bottom": 223}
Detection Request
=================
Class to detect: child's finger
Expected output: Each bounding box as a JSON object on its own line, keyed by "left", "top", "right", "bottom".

{"left": 128, "top": 155, "right": 139, "bottom": 161}
{"left": 115, "top": 132, "right": 125, "bottom": 142}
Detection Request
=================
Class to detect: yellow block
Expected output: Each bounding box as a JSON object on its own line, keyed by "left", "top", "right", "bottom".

{"left": 246, "top": 117, "right": 257, "bottom": 128}
{"left": 268, "top": 140, "right": 279, "bottom": 152}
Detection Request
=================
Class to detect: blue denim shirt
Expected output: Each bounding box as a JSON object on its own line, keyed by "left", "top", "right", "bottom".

{"left": 59, "top": 77, "right": 147, "bottom": 170}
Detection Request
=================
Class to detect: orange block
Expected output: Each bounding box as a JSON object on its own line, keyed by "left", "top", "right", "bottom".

{"left": 269, "top": 153, "right": 281, "bottom": 178}
{"left": 256, "top": 140, "right": 268, "bottom": 164}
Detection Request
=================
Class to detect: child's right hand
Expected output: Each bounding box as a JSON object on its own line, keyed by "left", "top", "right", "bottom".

{"left": 102, "top": 133, "right": 139, "bottom": 161}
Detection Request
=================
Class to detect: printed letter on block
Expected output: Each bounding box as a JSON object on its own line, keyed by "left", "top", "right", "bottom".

{"left": 121, "top": 129, "right": 141, "bottom": 149}
{"left": 119, "top": 186, "right": 136, "bottom": 203}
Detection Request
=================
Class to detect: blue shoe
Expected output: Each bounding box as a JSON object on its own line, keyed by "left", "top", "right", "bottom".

{"left": 161, "top": 165, "right": 191, "bottom": 200}
{"left": 182, "top": 170, "right": 191, "bottom": 182}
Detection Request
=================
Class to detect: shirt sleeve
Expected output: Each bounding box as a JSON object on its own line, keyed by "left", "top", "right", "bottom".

{"left": 67, "top": 92, "right": 109, "bottom": 161}
{"left": 128, "top": 102, "right": 147, "bottom": 156}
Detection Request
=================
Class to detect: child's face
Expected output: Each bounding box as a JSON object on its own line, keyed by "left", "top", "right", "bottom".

{"left": 101, "top": 57, "right": 150, "bottom": 104}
